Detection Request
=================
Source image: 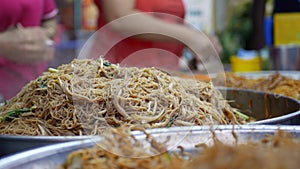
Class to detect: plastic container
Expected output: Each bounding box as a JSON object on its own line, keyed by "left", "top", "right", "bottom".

{"left": 230, "top": 56, "right": 262, "bottom": 72}
{"left": 230, "top": 49, "right": 262, "bottom": 72}
{"left": 82, "top": 0, "right": 99, "bottom": 31}
{"left": 274, "top": 12, "right": 300, "bottom": 45}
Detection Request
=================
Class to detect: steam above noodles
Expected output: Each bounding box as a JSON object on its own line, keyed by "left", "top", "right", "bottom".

{"left": 0, "top": 58, "right": 242, "bottom": 136}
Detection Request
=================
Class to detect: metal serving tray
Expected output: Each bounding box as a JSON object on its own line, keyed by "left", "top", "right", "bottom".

{"left": 219, "top": 87, "right": 300, "bottom": 125}
{"left": 0, "top": 88, "right": 299, "bottom": 157}
{"left": 234, "top": 71, "right": 300, "bottom": 80}
{"left": 0, "top": 135, "right": 97, "bottom": 157}
{"left": 0, "top": 125, "right": 300, "bottom": 169}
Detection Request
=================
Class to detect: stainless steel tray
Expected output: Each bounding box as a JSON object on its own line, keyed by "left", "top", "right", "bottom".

{"left": 0, "top": 125, "right": 300, "bottom": 169}
{"left": 219, "top": 87, "right": 300, "bottom": 125}
{"left": 0, "top": 88, "right": 299, "bottom": 157}
{"left": 234, "top": 71, "right": 300, "bottom": 80}
{"left": 0, "top": 135, "right": 96, "bottom": 157}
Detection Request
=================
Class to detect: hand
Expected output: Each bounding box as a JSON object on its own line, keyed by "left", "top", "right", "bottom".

{"left": 186, "top": 33, "right": 223, "bottom": 73}
{"left": 207, "top": 35, "right": 223, "bottom": 57}
{"left": 0, "top": 26, "right": 54, "bottom": 64}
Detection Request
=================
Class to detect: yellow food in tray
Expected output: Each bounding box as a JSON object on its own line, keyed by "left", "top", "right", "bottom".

{"left": 222, "top": 72, "right": 300, "bottom": 100}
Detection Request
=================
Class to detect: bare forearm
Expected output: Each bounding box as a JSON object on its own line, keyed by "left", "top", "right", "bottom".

{"left": 101, "top": 0, "right": 206, "bottom": 45}
{"left": 0, "top": 27, "right": 54, "bottom": 63}
{"left": 108, "top": 10, "right": 208, "bottom": 46}
{"left": 100, "top": 0, "right": 220, "bottom": 62}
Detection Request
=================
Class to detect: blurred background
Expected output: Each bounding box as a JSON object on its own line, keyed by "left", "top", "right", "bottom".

{"left": 52, "top": 0, "right": 300, "bottom": 71}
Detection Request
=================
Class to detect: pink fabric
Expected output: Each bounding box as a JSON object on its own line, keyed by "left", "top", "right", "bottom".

{"left": 0, "top": 0, "right": 58, "bottom": 100}
{"left": 94, "top": 0, "right": 185, "bottom": 68}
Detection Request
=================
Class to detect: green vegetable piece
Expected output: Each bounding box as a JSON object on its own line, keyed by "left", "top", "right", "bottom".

{"left": 167, "top": 115, "right": 178, "bottom": 127}
{"left": 103, "top": 62, "right": 111, "bottom": 67}
{"left": 232, "top": 108, "right": 251, "bottom": 121}
{"left": 162, "top": 153, "right": 171, "bottom": 162}
{"left": 0, "top": 106, "right": 37, "bottom": 122}
{"left": 37, "top": 78, "right": 47, "bottom": 88}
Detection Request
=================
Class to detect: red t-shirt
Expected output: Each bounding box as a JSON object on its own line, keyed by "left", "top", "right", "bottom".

{"left": 0, "top": 0, "right": 58, "bottom": 100}
{"left": 93, "top": 0, "right": 185, "bottom": 69}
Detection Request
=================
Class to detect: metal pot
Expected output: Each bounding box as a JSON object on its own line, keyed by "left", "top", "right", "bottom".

{"left": 219, "top": 87, "right": 300, "bottom": 125}
{"left": 269, "top": 45, "right": 300, "bottom": 70}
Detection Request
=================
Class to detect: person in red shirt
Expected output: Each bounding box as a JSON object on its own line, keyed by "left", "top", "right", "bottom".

{"left": 92, "top": 0, "right": 222, "bottom": 70}
{"left": 0, "top": 0, "right": 58, "bottom": 101}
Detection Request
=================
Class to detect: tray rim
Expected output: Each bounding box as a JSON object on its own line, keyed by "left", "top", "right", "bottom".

{"left": 1, "top": 125, "right": 300, "bottom": 168}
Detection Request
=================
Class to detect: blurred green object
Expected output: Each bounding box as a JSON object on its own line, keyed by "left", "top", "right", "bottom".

{"left": 218, "top": 0, "right": 252, "bottom": 63}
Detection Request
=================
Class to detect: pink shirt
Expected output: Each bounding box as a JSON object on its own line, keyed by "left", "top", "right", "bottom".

{"left": 0, "top": 0, "right": 58, "bottom": 100}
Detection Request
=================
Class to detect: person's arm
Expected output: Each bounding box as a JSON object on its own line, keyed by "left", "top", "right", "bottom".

{"left": 101, "top": 0, "right": 208, "bottom": 44}
{"left": 0, "top": 0, "right": 57, "bottom": 64}
{"left": 0, "top": 27, "right": 54, "bottom": 63}
{"left": 42, "top": 0, "right": 59, "bottom": 40}
{"left": 101, "top": 0, "right": 223, "bottom": 71}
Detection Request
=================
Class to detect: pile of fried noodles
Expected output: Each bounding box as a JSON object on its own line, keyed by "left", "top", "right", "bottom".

{"left": 0, "top": 59, "right": 243, "bottom": 136}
